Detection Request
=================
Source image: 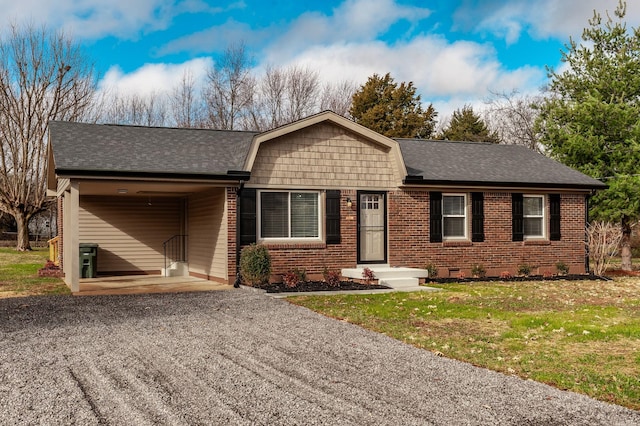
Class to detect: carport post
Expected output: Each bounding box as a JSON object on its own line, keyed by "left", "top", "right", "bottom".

{"left": 68, "top": 181, "right": 80, "bottom": 292}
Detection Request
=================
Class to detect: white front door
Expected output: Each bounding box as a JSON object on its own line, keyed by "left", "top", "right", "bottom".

{"left": 359, "top": 192, "right": 386, "bottom": 263}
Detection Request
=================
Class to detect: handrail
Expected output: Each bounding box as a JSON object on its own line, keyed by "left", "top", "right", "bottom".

{"left": 163, "top": 235, "right": 188, "bottom": 276}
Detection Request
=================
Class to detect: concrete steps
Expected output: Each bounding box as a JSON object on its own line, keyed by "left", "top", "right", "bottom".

{"left": 378, "top": 277, "right": 420, "bottom": 288}
{"left": 342, "top": 266, "right": 429, "bottom": 289}
{"left": 162, "top": 261, "right": 189, "bottom": 277}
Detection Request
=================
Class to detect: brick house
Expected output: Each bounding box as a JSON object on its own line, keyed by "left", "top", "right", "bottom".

{"left": 47, "top": 111, "right": 605, "bottom": 292}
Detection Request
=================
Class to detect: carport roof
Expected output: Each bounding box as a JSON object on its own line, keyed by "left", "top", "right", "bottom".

{"left": 396, "top": 138, "right": 606, "bottom": 189}
{"left": 49, "top": 121, "right": 257, "bottom": 178}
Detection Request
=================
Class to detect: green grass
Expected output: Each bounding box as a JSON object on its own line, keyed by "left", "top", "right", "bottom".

{"left": 290, "top": 279, "right": 640, "bottom": 410}
{"left": 0, "top": 248, "right": 70, "bottom": 297}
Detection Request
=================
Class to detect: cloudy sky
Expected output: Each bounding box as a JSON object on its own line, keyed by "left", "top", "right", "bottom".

{"left": 2, "top": 0, "right": 639, "bottom": 120}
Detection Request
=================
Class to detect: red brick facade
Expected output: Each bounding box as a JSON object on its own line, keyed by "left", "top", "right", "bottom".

{"left": 231, "top": 188, "right": 588, "bottom": 281}
{"left": 388, "top": 190, "right": 587, "bottom": 277}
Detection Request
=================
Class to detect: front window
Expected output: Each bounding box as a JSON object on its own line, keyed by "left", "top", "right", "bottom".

{"left": 259, "top": 191, "right": 320, "bottom": 239}
{"left": 524, "top": 195, "right": 544, "bottom": 238}
{"left": 443, "top": 194, "right": 466, "bottom": 239}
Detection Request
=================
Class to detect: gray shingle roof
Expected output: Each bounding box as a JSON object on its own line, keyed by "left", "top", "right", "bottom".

{"left": 49, "top": 121, "right": 257, "bottom": 177}
{"left": 49, "top": 120, "right": 605, "bottom": 189}
{"left": 396, "top": 139, "right": 605, "bottom": 189}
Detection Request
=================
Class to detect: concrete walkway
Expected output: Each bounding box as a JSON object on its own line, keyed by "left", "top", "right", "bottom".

{"left": 77, "top": 275, "right": 231, "bottom": 296}
{"left": 0, "top": 289, "right": 637, "bottom": 425}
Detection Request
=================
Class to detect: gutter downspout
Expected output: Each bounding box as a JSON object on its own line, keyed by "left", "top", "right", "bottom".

{"left": 233, "top": 181, "right": 245, "bottom": 288}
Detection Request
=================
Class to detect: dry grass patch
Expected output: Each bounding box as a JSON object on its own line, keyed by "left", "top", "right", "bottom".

{"left": 291, "top": 278, "right": 640, "bottom": 410}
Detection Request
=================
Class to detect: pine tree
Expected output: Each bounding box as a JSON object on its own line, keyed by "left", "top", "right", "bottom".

{"left": 350, "top": 73, "right": 437, "bottom": 138}
{"left": 537, "top": 1, "right": 640, "bottom": 270}
{"left": 439, "top": 105, "right": 500, "bottom": 143}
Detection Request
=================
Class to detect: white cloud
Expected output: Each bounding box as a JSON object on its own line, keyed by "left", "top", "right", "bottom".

{"left": 156, "top": 19, "right": 273, "bottom": 57}
{"left": 269, "top": 35, "right": 545, "bottom": 111}
{"left": 0, "top": 0, "right": 238, "bottom": 40}
{"left": 264, "top": 0, "right": 432, "bottom": 61}
{"left": 98, "top": 57, "right": 212, "bottom": 97}
{"left": 461, "top": 0, "right": 640, "bottom": 43}
{"left": 159, "top": 0, "right": 431, "bottom": 58}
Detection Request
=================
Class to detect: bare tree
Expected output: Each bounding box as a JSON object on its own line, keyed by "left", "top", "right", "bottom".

{"left": 285, "top": 65, "right": 319, "bottom": 122}
{"left": 484, "top": 90, "right": 543, "bottom": 152}
{"left": 320, "top": 79, "right": 357, "bottom": 118}
{"left": 250, "top": 65, "right": 287, "bottom": 130}
{"left": 0, "top": 24, "right": 96, "bottom": 250}
{"left": 587, "top": 221, "right": 623, "bottom": 275}
{"left": 204, "top": 43, "right": 255, "bottom": 130}
{"left": 168, "top": 69, "right": 204, "bottom": 128}
{"left": 248, "top": 65, "right": 354, "bottom": 131}
{"left": 100, "top": 91, "right": 168, "bottom": 127}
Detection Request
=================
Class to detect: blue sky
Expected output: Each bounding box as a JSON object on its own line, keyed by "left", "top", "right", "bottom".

{"left": 2, "top": 0, "right": 639, "bottom": 120}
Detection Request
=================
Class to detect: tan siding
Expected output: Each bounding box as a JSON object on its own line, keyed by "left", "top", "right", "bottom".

{"left": 57, "top": 178, "right": 70, "bottom": 196}
{"left": 250, "top": 122, "right": 400, "bottom": 189}
{"left": 79, "top": 196, "right": 181, "bottom": 273}
{"left": 188, "top": 189, "right": 228, "bottom": 280}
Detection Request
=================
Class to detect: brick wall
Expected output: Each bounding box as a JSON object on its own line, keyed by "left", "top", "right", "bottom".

{"left": 389, "top": 190, "right": 587, "bottom": 276}
{"left": 233, "top": 188, "right": 588, "bottom": 281}
{"left": 234, "top": 189, "right": 358, "bottom": 281}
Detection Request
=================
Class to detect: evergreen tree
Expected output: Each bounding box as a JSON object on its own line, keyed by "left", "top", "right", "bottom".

{"left": 350, "top": 73, "right": 437, "bottom": 138}
{"left": 439, "top": 105, "right": 500, "bottom": 143}
{"left": 537, "top": 1, "right": 640, "bottom": 270}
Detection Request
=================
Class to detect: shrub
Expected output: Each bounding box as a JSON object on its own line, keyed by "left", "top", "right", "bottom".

{"left": 283, "top": 268, "right": 306, "bottom": 288}
{"left": 424, "top": 263, "right": 438, "bottom": 278}
{"left": 239, "top": 244, "right": 271, "bottom": 286}
{"left": 500, "top": 271, "right": 513, "bottom": 280}
{"left": 517, "top": 264, "right": 532, "bottom": 276}
{"left": 322, "top": 267, "right": 341, "bottom": 287}
{"left": 282, "top": 271, "right": 300, "bottom": 288}
{"left": 470, "top": 263, "right": 486, "bottom": 278}
{"left": 555, "top": 261, "right": 569, "bottom": 275}
{"left": 362, "top": 267, "right": 375, "bottom": 284}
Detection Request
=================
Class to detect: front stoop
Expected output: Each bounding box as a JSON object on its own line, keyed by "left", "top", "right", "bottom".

{"left": 162, "top": 261, "right": 189, "bottom": 277}
{"left": 378, "top": 277, "right": 420, "bottom": 288}
{"left": 341, "top": 266, "right": 429, "bottom": 289}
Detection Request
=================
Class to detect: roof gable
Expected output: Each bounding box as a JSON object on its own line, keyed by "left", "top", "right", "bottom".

{"left": 243, "top": 111, "right": 407, "bottom": 177}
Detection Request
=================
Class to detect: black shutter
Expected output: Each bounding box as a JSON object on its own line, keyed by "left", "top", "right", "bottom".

{"left": 471, "top": 192, "right": 485, "bottom": 242}
{"left": 430, "top": 192, "right": 443, "bottom": 243}
{"left": 239, "top": 188, "right": 256, "bottom": 245}
{"left": 550, "top": 194, "right": 561, "bottom": 241}
{"left": 512, "top": 193, "right": 524, "bottom": 242}
{"left": 326, "top": 190, "right": 341, "bottom": 244}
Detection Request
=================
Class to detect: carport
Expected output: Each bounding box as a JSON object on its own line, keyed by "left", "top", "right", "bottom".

{"left": 47, "top": 121, "right": 254, "bottom": 293}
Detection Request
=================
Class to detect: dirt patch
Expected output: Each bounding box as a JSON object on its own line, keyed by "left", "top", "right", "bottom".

{"left": 411, "top": 318, "right": 509, "bottom": 341}
{"left": 606, "top": 269, "right": 640, "bottom": 277}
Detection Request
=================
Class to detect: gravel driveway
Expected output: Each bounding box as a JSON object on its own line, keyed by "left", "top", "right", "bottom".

{"left": 1, "top": 288, "right": 638, "bottom": 425}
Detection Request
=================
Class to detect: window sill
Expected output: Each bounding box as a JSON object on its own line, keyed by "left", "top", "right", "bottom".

{"left": 523, "top": 239, "right": 550, "bottom": 246}
{"left": 260, "top": 241, "right": 326, "bottom": 250}
{"left": 442, "top": 240, "right": 473, "bottom": 247}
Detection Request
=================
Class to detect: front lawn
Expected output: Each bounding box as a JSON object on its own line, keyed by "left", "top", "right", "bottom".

{"left": 0, "top": 248, "right": 69, "bottom": 298}
{"left": 290, "top": 278, "right": 640, "bottom": 410}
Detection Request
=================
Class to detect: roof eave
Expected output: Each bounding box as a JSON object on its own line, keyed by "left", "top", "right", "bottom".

{"left": 55, "top": 169, "right": 251, "bottom": 182}
{"left": 402, "top": 177, "right": 606, "bottom": 191}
